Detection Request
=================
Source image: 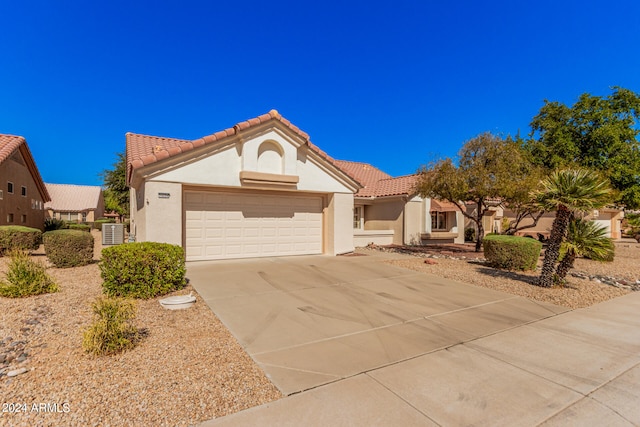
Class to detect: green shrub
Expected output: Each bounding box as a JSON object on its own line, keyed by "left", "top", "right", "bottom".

{"left": 82, "top": 297, "right": 138, "bottom": 356}
{"left": 0, "top": 250, "right": 58, "bottom": 297}
{"left": 92, "top": 218, "right": 116, "bottom": 230}
{"left": 483, "top": 234, "right": 542, "bottom": 271}
{"left": 464, "top": 227, "right": 476, "bottom": 242}
{"left": 44, "top": 218, "right": 66, "bottom": 232}
{"left": 43, "top": 230, "right": 94, "bottom": 268}
{"left": 67, "top": 223, "right": 91, "bottom": 232}
{"left": 0, "top": 226, "right": 42, "bottom": 255}
{"left": 100, "top": 242, "right": 186, "bottom": 298}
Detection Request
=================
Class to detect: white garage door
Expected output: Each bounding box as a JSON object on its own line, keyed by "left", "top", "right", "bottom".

{"left": 184, "top": 191, "right": 323, "bottom": 261}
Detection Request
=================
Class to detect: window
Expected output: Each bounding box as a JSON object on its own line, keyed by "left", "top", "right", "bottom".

{"left": 431, "top": 212, "right": 447, "bottom": 231}
{"left": 7, "top": 213, "right": 14, "bottom": 223}
{"left": 0, "top": 190, "right": 3, "bottom": 200}
{"left": 21, "top": 215, "right": 26, "bottom": 224}
{"left": 21, "top": 186, "right": 26, "bottom": 197}
{"left": 82, "top": 212, "right": 87, "bottom": 222}
{"left": 7, "top": 182, "right": 13, "bottom": 194}
{"left": 353, "top": 206, "right": 364, "bottom": 229}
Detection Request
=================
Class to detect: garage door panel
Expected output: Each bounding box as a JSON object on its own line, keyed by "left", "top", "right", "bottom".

{"left": 185, "top": 191, "right": 323, "bottom": 261}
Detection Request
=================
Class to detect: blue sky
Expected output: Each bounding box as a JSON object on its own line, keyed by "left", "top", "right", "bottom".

{"left": 2, "top": 1, "right": 639, "bottom": 186}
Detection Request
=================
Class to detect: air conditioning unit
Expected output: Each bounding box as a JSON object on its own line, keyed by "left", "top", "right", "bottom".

{"left": 102, "top": 223, "right": 125, "bottom": 245}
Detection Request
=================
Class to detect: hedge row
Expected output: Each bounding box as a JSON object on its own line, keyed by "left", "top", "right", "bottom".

{"left": 0, "top": 226, "right": 42, "bottom": 255}
{"left": 43, "top": 230, "right": 94, "bottom": 268}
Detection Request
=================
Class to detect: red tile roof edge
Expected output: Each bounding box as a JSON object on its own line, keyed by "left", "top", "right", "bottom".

{"left": 126, "top": 110, "right": 361, "bottom": 188}
{"left": 0, "top": 133, "right": 51, "bottom": 202}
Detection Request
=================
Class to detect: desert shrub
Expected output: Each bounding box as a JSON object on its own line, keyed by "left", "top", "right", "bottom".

{"left": 100, "top": 242, "right": 186, "bottom": 298}
{"left": 82, "top": 297, "right": 138, "bottom": 356}
{"left": 43, "top": 230, "right": 94, "bottom": 267}
{"left": 464, "top": 227, "right": 476, "bottom": 242}
{"left": 44, "top": 218, "right": 66, "bottom": 232}
{"left": 0, "top": 226, "right": 42, "bottom": 255}
{"left": 0, "top": 250, "right": 58, "bottom": 297}
{"left": 67, "top": 223, "right": 91, "bottom": 232}
{"left": 483, "top": 234, "right": 542, "bottom": 271}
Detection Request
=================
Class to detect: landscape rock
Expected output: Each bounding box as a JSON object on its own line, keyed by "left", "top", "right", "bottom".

{"left": 7, "top": 367, "right": 28, "bottom": 377}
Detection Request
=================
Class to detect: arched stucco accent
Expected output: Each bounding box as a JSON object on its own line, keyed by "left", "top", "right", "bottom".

{"left": 257, "top": 140, "right": 284, "bottom": 174}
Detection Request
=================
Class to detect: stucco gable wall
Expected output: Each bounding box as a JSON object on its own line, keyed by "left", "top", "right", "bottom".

{"left": 0, "top": 149, "right": 46, "bottom": 230}
{"left": 148, "top": 131, "right": 352, "bottom": 194}
{"left": 151, "top": 147, "right": 241, "bottom": 187}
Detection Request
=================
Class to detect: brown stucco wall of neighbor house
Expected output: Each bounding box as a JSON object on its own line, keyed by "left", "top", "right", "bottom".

{"left": 0, "top": 150, "right": 46, "bottom": 230}
{"left": 364, "top": 199, "right": 405, "bottom": 245}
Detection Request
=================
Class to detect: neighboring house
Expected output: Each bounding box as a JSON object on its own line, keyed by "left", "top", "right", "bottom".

{"left": 45, "top": 183, "right": 105, "bottom": 223}
{"left": 333, "top": 160, "right": 464, "bottom": 246}
{"left": 0, "top": 134, "right": 51, "bottom": 230}
{"left": 126, "top": 110, "right": 360, "bottom": 261}
{"left": 126, "top": 111, "right": 464, "bottom": 262}
{"left": 467, "top": 205, "right": 624, "bottom": 239}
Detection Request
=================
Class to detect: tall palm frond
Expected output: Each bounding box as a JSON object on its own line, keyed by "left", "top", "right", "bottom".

{"left": 535, "top": 168, "right": 612, "bottom": 287}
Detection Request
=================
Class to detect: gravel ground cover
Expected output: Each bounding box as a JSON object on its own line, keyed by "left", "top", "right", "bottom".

{"left": 1, "top": 231, "right": 280, "bottom": 427}
{"left": 2, "top": 231, "right": 638, "bottom": 426}
{"left": 365, "top": 240, "right": 640, "bottom": 309}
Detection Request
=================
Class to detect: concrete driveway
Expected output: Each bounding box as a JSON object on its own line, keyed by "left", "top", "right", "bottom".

{"left": 187, "top": 251, "right": 567, "bottom": 396}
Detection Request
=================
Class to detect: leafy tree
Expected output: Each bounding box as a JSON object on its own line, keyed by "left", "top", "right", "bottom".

{"left": 555, "top": 219, "right": 614, "bottom": 282}
{"left": 534, "top": 169, "right": 612, "bottom": 287}
{"left": 525, "top": 87, "right": 640, "bottom": 209}
{"left": 100, "top": 152, "right": 129, "bottom": 220}
{"left": 416, "top": 132, "right": 543, "bottom": 251}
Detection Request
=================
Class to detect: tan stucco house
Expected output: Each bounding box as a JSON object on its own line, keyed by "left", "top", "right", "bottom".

{"left": 126, "top": 110, "right": 360, "bottom": 261}
{"left": 45, "top": 183, "right": 105, "bottom": 223}
{"left": 126, "top": 111, "right": 465, "bottom": 261}
{"left": 0, "top": 134, "right": 51, "bottom": 230}
{"left": 334, "top": 161, "right": 464, "bottom": 246}
{"left": 469, "top": 205, "right": 624, "bottom": 240}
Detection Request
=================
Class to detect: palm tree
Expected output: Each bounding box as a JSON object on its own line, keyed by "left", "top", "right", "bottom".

{"left": 555, "top": 219, "right": 615, "bottom": 282}
{"left": 534, "top": 169, "right": 612, "bottom": 287}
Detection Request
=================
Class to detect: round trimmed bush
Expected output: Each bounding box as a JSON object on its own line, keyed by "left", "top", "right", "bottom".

{"left": 0, "top": 226, "right": 42, "bottom": 255}
{"left": 100, "top": 242, "right": 186, "bottom": 299}
{"left": 483, "top": 234, "right": 542, "bottom": 271}
{"left": 43, "top": 229, "right": 94, "bottom": 267}
{"left": 67, "top": 223, "right": 91, "bottom": 232}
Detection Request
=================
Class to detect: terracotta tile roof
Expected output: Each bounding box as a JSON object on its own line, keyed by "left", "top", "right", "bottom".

{"left": 333, "top": 160, "right": 391, "bottom": 196}
{"left": 333, "top": 160, "right": 419, "bottom": 197}
{"left": 0, "top": 134, "right": 25, "bottom": 164}
{"left": 0, "top": 133, "right": 51, "bottom": 202}
{"left": 126, "top": 110, "right": 356, "bottom": 187}
{"left": 44, "top": 183, "right": 103, "bottom": 212}
{"left": 374, "top": 174, "right": 420, "bottom": 197}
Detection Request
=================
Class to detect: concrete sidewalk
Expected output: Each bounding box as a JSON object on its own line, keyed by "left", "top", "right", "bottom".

{"left": 190, "top": 255, "right": 640, "bottom": 426}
